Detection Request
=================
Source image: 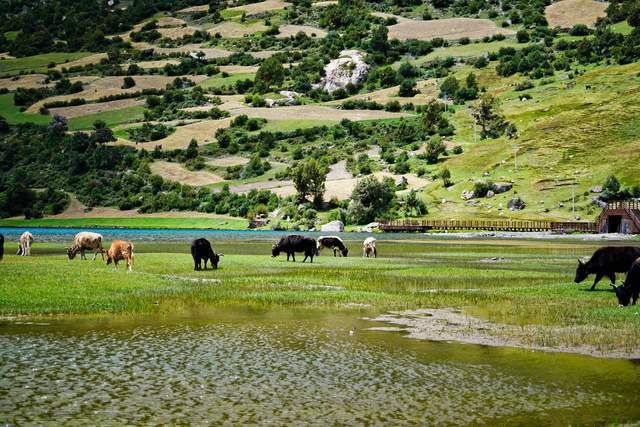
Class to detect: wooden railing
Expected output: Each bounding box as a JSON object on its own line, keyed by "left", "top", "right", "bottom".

{"left": 379, "top": 219, "right": 596, "bottom": 233}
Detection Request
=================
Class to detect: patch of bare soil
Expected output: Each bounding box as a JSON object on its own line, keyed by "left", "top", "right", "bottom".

{"left": 387, "top": 17, "right": 515, "bottom": 41}
{"left": 118, "top": 118, "right": 232, "bottom": 150}
{"left": 26, "top": 75, "right": 208, "bottom": 113}
{"left": 207, "top": 22, "right": 267, "bottom": 38}
{"left": 49, "top": 98, "right": 145, "bottom": 119}
{"left": 371, "top": 12, "right": 411, "bottom": 22}
{"left": 311, "top": 0, "right": 337, "bottom": 6}
{"left": 218, "top": 65, "right": 260, "bottom": 74}
{"left": 207, "top": 155, "right": 250, "bottom": 167}
{"left": 226, "top": 0, "right": 291, "bottom": 15}
{"left": 228, "top": 180, "right": 293, "bottom": 193}
{"left": 54, "top": 53, "right": 108, "bottom": 70}
{"left": 327, "top": 79, "right": 438, "bottom": 106}
{"left": 249, "top": 50, "right": 280, "bottom": 59}
{"left": 177, "top": 4, "right": 209, "bottom": 13}
{"left": 222, "top": 104, "right": 411, "bottom": 121}
{"left": 326, "top": 160, "right": 352, "bottom": 180}
{"left": 135, "top": 59, "right": 181, "bottom": 69}
{"left": 156, "top": 16, "right": 188, "bottom": 27}
{"left": 157, "top": 26, "right": 200, "bottom": 39}
{"left": 0, "top": 74, "right": 49, "bottom": 90}
{"left": 146, "top": 44, "right": 235, "bottom": 59}
{"left": 545, "top": 0, "right": 608, "bottom": 28}
{"left": 276, "top": 25, "right": 327, "bottom": 38}
{"left": 366, "top": 308, "right": 640, "bottom": 359}
{"left": 150, "top": 161, "right": 225, "bottom": 186}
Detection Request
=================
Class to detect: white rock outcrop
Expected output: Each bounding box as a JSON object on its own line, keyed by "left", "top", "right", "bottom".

{"left": 321, "top": 220, "right": 344, "bottom": 232}
{"left": 314, "top": 50, "right": 369, "bottom": 93}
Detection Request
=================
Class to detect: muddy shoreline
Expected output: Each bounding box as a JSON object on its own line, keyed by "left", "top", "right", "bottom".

{"left": 365, "top": 308, "right": 640, "bottom": 359}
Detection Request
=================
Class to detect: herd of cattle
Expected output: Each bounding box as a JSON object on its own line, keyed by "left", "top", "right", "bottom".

{"left": 1, "top": 230, "right": 639, "bottom": 306}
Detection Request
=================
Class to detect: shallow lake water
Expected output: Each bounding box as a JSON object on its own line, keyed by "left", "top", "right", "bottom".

{"left": 2, "top": 307, "right": 640, "bottom": 425}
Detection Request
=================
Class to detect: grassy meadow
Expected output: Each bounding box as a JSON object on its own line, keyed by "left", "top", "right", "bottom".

{"left": 1, "top": 238, "right": 640, "bottom": 352}
{"left": 0, "top": 216, "right": 248, "bottom": 229}
{"left": 0, "top": 52, "right": 92, "bottom": 76}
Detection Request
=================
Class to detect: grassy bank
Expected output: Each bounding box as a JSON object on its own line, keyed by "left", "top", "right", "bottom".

{"left": 0, "top": 216, "right": 249, "bottom": 229}
{"left": 1, "top": 239, "right": 639, "bottom": 353}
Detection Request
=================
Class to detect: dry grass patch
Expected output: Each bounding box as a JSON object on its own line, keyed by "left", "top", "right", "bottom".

{"left": 207, "top": 155, "right": 250, "bottom": 167}
{"left": 177, "top": 4, "right": 209, "bottom": 13}
{"left": 545, "top": 0, "right": 608, "bottom": 28}
{"left": 0, "top": 74, "right": 49, "bottom": 90}
{"left": 157, "top": 26, "right": 200, "bottom": 39}
{"left": 218, "top": 65, "right": 260, "bottom": 74}
{"left": 26, "top": 75, "right": 208, "bottom": 112}
{"left": 135, "top": 59, "right": 181, "bottom": 69}
{"left": 150, "top": 161, "right": 225, "bottom": 186}
{"left": 311, "top": 0, "right": 337, "bottom": 6}
{"left": 223, "top": 104, "right": 411, "bottom": 121}
{"left": 249, "top": 50, "right": 280, "bottom": 59}
{"left": 387, "top": 17, "right": 515, "bottom": 41}
{"left": 119, "top": 118, "right": 232, "bottom": 150}
{"left": 371, "top": 12, "right": 411, "bottom": 22}
{"left": 156, "top": 16, "right": 188, "bottom": 27}
{"left": 327, "top": 79, "right": 438, "bottom": 106}
{"left": 207, "top": 21, "right": 267, "bottom": 37}
{"left": 276, "top": 25, "right": 327, "bottom": 38}
{"left": 54, "top": 53, "right": 108, "bottom": 70}
{"left": 49, "top": 98, "right": 145, "bottom": 119}
{"left": 226, "top": 0, "right": 291, "bottom": 15}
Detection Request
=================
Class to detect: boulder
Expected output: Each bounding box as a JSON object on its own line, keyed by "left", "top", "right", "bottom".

{"left": 591, "top": 186, "right": 603, "bottom": 193}
{"left": 313, "top": 50, "right": 370, "bottom": 93}
{"left": 492, "top": 182, "right": 513, "bottom": 193}
{"left": 508, "top": 197, "right": 526, "bottom": 211}
{"left": 461, "top": 190, "right": 475, "bottom": 200}
{"left": 395, "top": 176, "right": 408, "bottom": 188}
{"left": 592, "top": 196, "right": 607, "bottom": 208}
{"left": 486, "top": 190, "right": 495, "bottom": 198}
{"left": 360, "top": 222, "right": 380, "bottom": 232}
{"left": 321, "top": 220, "right": 344, "bottom": 232}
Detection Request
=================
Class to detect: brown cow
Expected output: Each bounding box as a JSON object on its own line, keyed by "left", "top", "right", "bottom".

{"left": 106, "top": 240, "right": 134, "bottom": 271}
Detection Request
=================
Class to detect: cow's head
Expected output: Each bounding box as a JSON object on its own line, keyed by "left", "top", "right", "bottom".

{"left": 211, "top": 252, "right": 222, "bottom": 269}
{"left": 105, "top": 254, "right": 113, "bottom": 265}
{"left": 574, "top": 258, "right": 588, "bottom": 283}
{"left": 271, "top": 244, "right": 280, "bottom": 257}
{"left": 66, "top": 247, "right": 77, "bottom": 260}
{"left": 341, "top": 247, "right": 349, "bottom": 257}
{"left": 612, "top": 284, "right": 631, "bottom": 307}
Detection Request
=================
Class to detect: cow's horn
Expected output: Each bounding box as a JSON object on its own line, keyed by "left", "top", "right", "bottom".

{"left": 610, "top": 283, "right": 617, "bottom": 289}
{"left": 219, "top": 253, "right": 224, "bottom": 257}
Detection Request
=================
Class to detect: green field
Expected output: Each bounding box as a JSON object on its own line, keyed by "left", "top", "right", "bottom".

{"left": 402, "top": 39, "right": 525, "bottom": 65}
{"left": 1, "top": 238, "right": 638, "bottom": 354}
{"left": 199, "top": 73, "right": 256, "bottom": 89}
{"left": 0, "top": 216, "right": 248, "bottom": 229}
{"left": 0, "top": 52, "right": 92, "bottom": 76}
{"left": 68, "top": 106, "right": 146, "bottom": 130}
{"left": 0, "top": 93, "right": 50, "bottom": 125}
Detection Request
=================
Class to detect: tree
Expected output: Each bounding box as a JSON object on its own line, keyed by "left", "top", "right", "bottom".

{"left": 440, "top": 167, "right": 452, "bottom": 187}
{"left": 421, "top": 100, "right": 451, "bottom": 135}
{"left": 347, "top": 176, "right": 396, "bottom": 224}
{"left": 122, "top": 76, "right": 136, "bottom": 89}
{"left": 186, "top": 139, "right": 199, "bottom": 160}
{"left": 398, "top": 79, "right": 417, "bottom": 97}
{"left": 93, "top": 120, "right": 116, "bottom": 143}
{"left": 471, "top": 94, "right": 509, "bottom": 139}
{"left": 255, "top": 57, "right": 285, "bottom": 92}
{"left": 516, "top": 29, "right": 530, "bottom": 43}
{"left": 424, "top": 135, "right": 446, "bottom": 164}
{"left": 292, "top": 158, "right": 327, "bottom": 204}
{"left": 439, "top": 76, "right": 459, "bottom": 100}
{"left": 404, "top": 190, "right": 427, "bottom": 216}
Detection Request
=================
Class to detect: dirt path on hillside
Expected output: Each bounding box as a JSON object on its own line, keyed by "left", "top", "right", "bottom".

{"left": 366, "top": 308, "right": 640, "bottom": 359}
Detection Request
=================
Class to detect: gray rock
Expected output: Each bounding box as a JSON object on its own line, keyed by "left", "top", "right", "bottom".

{"left": 592, "top": 196, "right": 607, "bottom": 208}
{"left": 508, "top": 197, "right": 526, "bottom": 211}
{"left": 313, "top": 50, "right": 370, "bottom": 93}
{"left": 321, "top": 220, "right": 344, "bottom": 232}
{"left": 591, "top": 186, "right": 603, "bottom": 193}
{"left": 492, "top": 182, "right": 513, "bottom": 193}
{"left": 461, "top": 190, "right": 475, "bottom": 200}
{"left": 486, "top": 190, "right": 495, "bottom": 198}
{"left": 360, "top": 222, "right": 380, "bottom": 232}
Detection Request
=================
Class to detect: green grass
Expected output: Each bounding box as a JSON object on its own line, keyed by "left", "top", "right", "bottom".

{"left": 0, "top": 52, "right": 92, "bottom": 76}
{"left": 1, "top": 239, "right": 639, "bottom": 352}
{"left": 0, "top": 93, "right": 50, "bottom": 125}
{"left": 612, "top": 21, "right": 633, "bottom": 35}
{"left": 260, "top": 119, "right": 337, "bottom": 132}
{"left": 68, "top": 106, "right": 146, "bottom": 131}
{"left": 401, "top": 39, "right": 525, "bottom": 65}
{"left": 4, "top": 31, "right": 20, "bottom": 41}
{"left": 0, "top": 216, "right": 248, "bottom": 229}
{"left": 199, "top": 73, "right": 255, "bottom": 89}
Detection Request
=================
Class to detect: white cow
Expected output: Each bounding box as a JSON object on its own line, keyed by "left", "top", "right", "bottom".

{"left": 17, "top": 231, "right": 34, "bottom": 256}
{"left": 67, "top": 232, "right": 105, "bottom": 260}
{"left": 363, "top": 237, "right": 377, "bottom": 258}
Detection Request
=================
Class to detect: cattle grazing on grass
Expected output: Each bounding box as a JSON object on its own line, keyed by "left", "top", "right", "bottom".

{"left": 191, "top": 238, "right": 222, "bottom": 270}
{"left": 363, "top": 237, "right": 377, "bottom": 258}
{"left": 575, "top": 246, "right": 640, "bottom": 290}
{"left": 612, "top": 259, "right": 640, "bottom": 306}
{"left": 17, "top": 231, "right": 33, "bottom": 256}
{"left": 0, "top": 234, "right": 4, "bottom": 261}
{"left": 272, "top": 235, "right": 317, "bottom": 263}
{"left": 317, "top": 236, "right": 348, "bottom": 257}
{"left": 67, "top": 232, "right": 105, "bottom": 260}
{"left": 106, "top": 240, "right": 134, "bottom": 271}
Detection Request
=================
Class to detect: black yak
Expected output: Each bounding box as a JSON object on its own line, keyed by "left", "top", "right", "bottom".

{"left": 0, "top": 234, "right": 3, "bottom": 261}
{"left": 272, "top": 235, "right": 317, "bottom": 263}
{"left": 575, "top": 246, "right": 640, "bottom": 290}
{"left": 317, "top": 236, "right": 348, "bottom": 257}
{"left": 612, "top": 259, "right": 640, "bottom": 306}
{"left": 191, "top": 238, "right": 222, "bottom": 270}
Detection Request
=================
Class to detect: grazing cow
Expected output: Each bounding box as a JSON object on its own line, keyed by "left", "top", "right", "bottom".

{"left": 0, "top": 234, "right": 4, "bottom": 261}
{"left": 191, "top": 238, "right": 222, "bottom": 270}
{"left": 317, "top": 236, "right": 349, "bottom": 257}
{"left": 575, "top": 246, "right": 640, "bottom": 290}
{"left": 612, "top": 259, "right": 640, "bottom": 306}
{"left": 363, "top": 237, "right": 377, "bottom": 258}
{"left": 106, "top": 240, "right": 134, "bottom": 271}
{"left": 67, "top": 232, "right": 105, "bottom": 260}
{"left": 17, "top": 231, "right": 34, "bottom": 256}
{"left": 272, "top": 235, "right": 317, "bottom": 263}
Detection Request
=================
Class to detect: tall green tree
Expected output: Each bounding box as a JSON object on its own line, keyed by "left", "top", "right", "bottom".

{"left": 471, "top": 94, "right": 509, "bottom": 139}
{"left": 292, "top": 158, "right": 327, "bottom": 204}
{"left": 255, "top": 57, "right": 285, "bottom": 92}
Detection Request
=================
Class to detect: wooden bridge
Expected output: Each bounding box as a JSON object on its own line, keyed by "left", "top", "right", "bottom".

{"left": 379, "top": 219, "right": 597, "bottom": 233}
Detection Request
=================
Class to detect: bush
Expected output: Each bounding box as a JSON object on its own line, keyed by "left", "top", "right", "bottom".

{"left": 570, "top": 24, "right": 590, "bottom": 36}
{"left": 398, "top": 79, "right": 418, "bottom": 97}
{"left": 347, "top": 176, "right": 396, "bottom": 224}
{"left": 516, "top": 30, "right": 530, "bottom": 43}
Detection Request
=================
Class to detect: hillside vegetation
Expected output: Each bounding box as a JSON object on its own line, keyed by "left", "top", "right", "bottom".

{"left": 1, "top": 0, "right": 640, "bottom": 228}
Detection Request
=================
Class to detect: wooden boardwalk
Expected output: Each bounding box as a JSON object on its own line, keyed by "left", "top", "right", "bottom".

{"left": 379, "top": 219, "right": 597, "bottom": 233}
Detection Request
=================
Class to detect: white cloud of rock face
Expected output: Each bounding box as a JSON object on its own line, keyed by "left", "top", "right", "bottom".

{"left": 313, "top": 50, "right": 370, "bottom": 93}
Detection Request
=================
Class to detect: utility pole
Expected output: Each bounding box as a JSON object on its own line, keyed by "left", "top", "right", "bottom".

{"left": 513, "top": 144, "right": 518, "bottom": 171}
{"left": 572, "top": 179, "right": 576, "bottom": 219}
